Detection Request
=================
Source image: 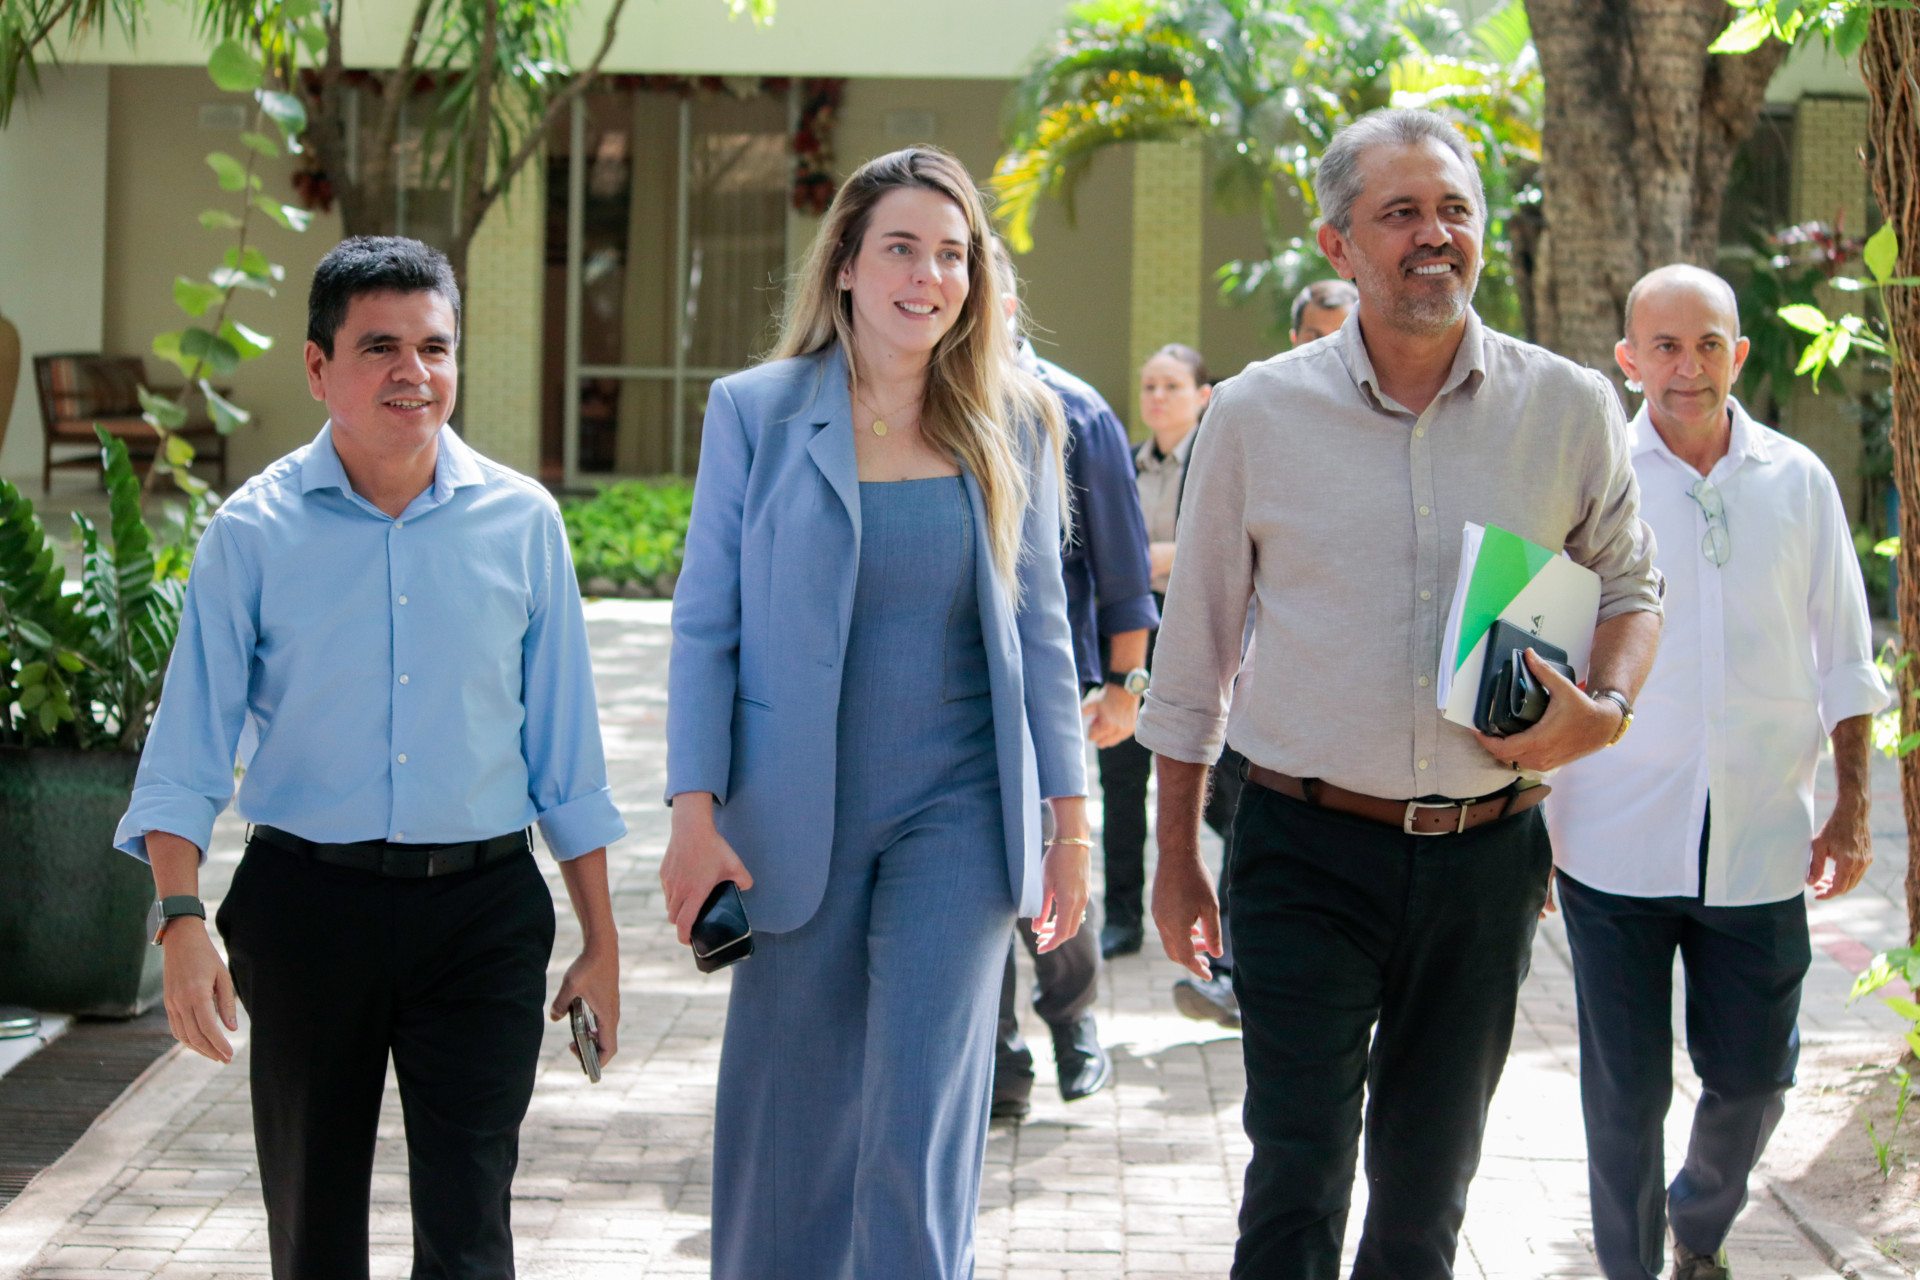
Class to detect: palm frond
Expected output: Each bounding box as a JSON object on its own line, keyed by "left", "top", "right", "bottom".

{"left": 994, "top": 72, "right": 1210, "bottom": 252}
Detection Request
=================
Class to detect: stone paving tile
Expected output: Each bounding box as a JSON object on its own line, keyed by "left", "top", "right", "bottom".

{"left": 19, "top": 600, "right": 1887, "bottom": 1278}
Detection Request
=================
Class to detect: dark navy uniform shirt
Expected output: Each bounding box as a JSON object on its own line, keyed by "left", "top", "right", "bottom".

{"left": 1022, "top": 345, "right": 1159, "bottom": 689}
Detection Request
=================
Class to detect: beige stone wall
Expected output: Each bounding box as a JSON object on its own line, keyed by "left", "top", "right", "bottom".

{"left": 1127, "top": 142, "right": 1204, "bottom": 435}
{"left": 101, "top": 67, "right": 342, "bottom": 484}
{"left": 460, "top": 168, "right": 545, "bottom": 476}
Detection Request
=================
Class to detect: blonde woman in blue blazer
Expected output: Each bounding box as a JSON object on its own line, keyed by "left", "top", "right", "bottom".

{"left": 661, "top": 147, "right": 1092, "bottom": 1280}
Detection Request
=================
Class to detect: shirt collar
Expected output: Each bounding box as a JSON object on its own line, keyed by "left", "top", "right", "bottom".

{"left": 298, "top": 422, "right": 488, "bottom": 513}
{"left": 1628, "top": 397, "right": 1772, "bottom": 478}
{"left": 1138, "top": 427, "right": 1197, "bottom": 469}
{"left": 1336, "top": 306, "right": 1488, "bottom": 414}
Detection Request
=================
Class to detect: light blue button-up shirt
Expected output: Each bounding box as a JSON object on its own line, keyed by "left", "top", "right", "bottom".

{"left": 114, "top": 424, "right": 626, "bottom": 863}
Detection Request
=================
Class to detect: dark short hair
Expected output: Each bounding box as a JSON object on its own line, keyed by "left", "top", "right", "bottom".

{"left": 1147, "top": 343, "right": 1210, "bottom": 388}
{"left": 307, "top": 236, "right": 461, "bottom": 358}
{"left": 1290, "top": 278, "right": 1359, "bottom": 332}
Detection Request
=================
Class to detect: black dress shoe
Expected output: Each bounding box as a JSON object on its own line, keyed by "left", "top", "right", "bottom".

{"left": 1099, "top": 920, "right": 1143, "bottom": 959}
{"left": 1171, "top": 974, "right": 1241, "bottom": 1029}
{"left": 990, "top": 1093, "right": 1031, "bottom": 1122}
{"left": 1051, "top": 1015, "right": 1112, "bottom": 1102}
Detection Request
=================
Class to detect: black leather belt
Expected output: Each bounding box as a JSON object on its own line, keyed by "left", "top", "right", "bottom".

{"left": 249, "top": 824, "right": 532, "bottom": 878}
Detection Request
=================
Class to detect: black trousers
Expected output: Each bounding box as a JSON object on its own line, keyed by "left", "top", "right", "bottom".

{"left": 1559, "top": 841, "right": 1810, "bottom": 1279}
{"left": 1098, "top": 738, "right": 1243, "bottom": 974}
{"left": 1227, "top": 781, "right": 1551, "bottom": 1280}
{"left": 993, "top": 919, "right": 1101, "bottom": 1102}
{"left": 216, "top": 838, "right": 556, "bottom": 1280}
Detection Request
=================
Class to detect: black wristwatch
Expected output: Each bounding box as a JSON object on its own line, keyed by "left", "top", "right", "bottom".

{"left": 147, "top": 895, "right": 206, "bottom": 945}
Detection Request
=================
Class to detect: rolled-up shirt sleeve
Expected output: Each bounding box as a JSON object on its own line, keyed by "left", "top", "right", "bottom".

{"left": 522, "top": 506, "right": 627, "bottom": 860}
{"left": 1807, "top": 465, "right": 1891, "bottom": 732}
{"left": 114, "top": 517, "right": 258, "bottom": 863}
{"left": 1566, "top": 371, "right": 1664, "bottom": 622}
{"left": 1135, "top": 383, "right": 1253, "bottom": 765}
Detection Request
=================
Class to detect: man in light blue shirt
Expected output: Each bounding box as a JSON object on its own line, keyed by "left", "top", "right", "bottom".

{"left": 115, "top": 237, "right": 626, "bottom": 1278}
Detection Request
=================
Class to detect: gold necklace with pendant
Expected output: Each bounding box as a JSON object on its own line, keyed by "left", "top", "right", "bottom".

{"left": 853, "top": 386, "right": 917, "bottom": 438}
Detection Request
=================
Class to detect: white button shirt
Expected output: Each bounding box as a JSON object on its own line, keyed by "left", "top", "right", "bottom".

{"left": 1547, "top": 399, "right": 1889, "bottom": 906}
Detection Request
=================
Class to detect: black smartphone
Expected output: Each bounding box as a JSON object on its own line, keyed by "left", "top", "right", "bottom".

{"left": 691, "top": 880, "right": 754, "bottom": 973}
{"left": 568, "top": 996, "right": 602, "bottom": 1083}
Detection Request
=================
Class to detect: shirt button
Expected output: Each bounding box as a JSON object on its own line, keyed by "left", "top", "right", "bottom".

{"left": 399, "top": 674, "right": 410, "bottom": 684}
{"left": 1420, "top": 589, "right": 1432, "bottom": 600}
{"left": 394, "top": 832, "right": 405, "bottom": 841}
{"left": 395, "top": 520, "right": 404, "bottom": 529}
{"left": 1417, "top": 505, "right": 1430, "bottom": 516}
{"left": 397, "top": 753, "right": 408, "bottom": 764}
{"left": 397, "top": 595, "right": 408, "bottom": 605}
{"left": 1414, "top": 427, "right": 1426, "bottom": 438}
{"left": 1417, "top": 758, "right": 1429, "bottom": 770}
{"left": 1419, "top": 675, "right": 1431, "bottom": 687}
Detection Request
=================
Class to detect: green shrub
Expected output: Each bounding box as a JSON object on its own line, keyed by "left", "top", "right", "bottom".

{"left": 561, "top": 479, "right": 694, "bottom": 596}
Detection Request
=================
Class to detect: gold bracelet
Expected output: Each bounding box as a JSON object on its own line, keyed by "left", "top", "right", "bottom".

{"left": 1047, "top": 836, "right": 1094, "bottom": 848}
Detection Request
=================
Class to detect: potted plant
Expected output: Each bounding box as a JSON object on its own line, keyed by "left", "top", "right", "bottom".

{"left": 0, "top": 430, "right": 202, "bottom": 1015}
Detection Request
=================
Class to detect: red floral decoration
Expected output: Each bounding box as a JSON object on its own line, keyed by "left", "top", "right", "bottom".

{"left": 791, "top": 78, "right": 844, "bottom": 215}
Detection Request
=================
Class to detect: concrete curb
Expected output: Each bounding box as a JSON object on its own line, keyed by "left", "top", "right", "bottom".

{"left": 0, "top": 1038, "right": 236, "bottom": 1280}
{"left": 1770, "top": 1180, "right": 1913, "bottom": 1280}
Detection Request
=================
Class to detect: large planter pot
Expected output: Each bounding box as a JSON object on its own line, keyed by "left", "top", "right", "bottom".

{"left": 0, "top": 311, "right": 19, "bottom": 460}
{"left": 0, "top": 748, "right": 159, "bottom": 1017}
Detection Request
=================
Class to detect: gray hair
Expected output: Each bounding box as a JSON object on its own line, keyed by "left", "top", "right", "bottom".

{"left": 1313, "top": 108, "right": 1486, "bottom": 235}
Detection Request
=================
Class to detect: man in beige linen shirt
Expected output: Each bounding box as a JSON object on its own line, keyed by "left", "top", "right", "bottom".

{"left": 1135, "top": 108, "right": 1664, "bottom": 1279}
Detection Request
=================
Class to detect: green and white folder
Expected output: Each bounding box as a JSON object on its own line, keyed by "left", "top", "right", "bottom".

{"left": 1438, "top": 523, "right": 1601, "bottom": 730}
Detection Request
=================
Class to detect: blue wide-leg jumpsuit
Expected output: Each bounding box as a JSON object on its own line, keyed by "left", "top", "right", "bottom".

{"left": 711, "top": 476, "right": 1014, "bottom": 1280}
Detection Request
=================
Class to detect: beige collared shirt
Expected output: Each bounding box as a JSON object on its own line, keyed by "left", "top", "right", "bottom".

{"left": 1135, "top": 309, "right": 1663, "bottom": 801}
{"left": 1135, "top": 430, "right": 1196, "bottom": 593}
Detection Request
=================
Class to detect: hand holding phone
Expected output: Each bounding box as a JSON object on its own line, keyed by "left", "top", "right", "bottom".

{"left": 569, "top": 996, "right": 602, "bottom": 1083}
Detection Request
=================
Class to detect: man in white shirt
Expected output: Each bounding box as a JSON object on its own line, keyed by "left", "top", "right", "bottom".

{"left": 1546, "top": 264, "right": 1888, "bottom": 1280}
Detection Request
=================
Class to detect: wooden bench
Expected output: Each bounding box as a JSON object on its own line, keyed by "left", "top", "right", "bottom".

{"left": 33, "top": 353, "right": 229, "bottom": 493}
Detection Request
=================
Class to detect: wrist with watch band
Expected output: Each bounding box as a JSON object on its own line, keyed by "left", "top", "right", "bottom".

{"left": 147, "top": 894, "right": 206, "bottom": 944}
{"left": 1590, "top": 687, "right": 1634, "bottom": 745}
{"left": 1110, "top": 667, "right": 1150, "bottom": 697}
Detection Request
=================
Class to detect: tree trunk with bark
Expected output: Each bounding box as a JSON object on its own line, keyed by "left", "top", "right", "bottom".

{"left": 1860, "top": 9, "right": 1920, "bottom": 939}
{"left": 1527, "top": 0, "right": 1790, "bottom": 374}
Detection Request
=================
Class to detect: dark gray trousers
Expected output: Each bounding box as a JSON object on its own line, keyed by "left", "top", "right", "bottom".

{"left": 1559, "top": 823, "right": 1810, "bottom": 1280}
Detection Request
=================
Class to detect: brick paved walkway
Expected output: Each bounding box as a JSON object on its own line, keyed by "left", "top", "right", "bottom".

{"left": 12, "top": 600, "right": 1902, "bottom": 1279}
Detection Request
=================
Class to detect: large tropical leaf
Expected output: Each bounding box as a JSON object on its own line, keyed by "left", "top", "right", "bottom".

{"left": 996, "top": 72, "right": 1211, "bottom": 252}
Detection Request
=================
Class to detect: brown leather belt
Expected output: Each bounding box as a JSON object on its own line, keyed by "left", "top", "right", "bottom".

{"left": 1244, "top": 764, "right": 1548, "bottom": 836}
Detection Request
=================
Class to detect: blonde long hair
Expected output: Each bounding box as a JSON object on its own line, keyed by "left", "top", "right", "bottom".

{"left": 770, "top": 146, "right": 1066, "bottom": 588}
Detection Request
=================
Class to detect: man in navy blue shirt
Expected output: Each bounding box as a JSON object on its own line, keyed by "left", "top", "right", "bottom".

{"left": 990, "top": 242, "right": 1158, "bottom": 1117}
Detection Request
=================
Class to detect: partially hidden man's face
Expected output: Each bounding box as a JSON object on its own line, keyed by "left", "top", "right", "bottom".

{"left": 1317, "top": 138, "right": 1483, "bottom": 339}
{"left": 304, "top": 289, "right": 459, "bottom": 451}
{"left": 1291, "top": 303, "right": 1351, "bottom": 346}
{"left": 1615, "top": 282, "right": 1749, "bottom": 438}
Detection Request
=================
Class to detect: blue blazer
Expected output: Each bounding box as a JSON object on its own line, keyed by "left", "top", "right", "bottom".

{"left": 666, "top": 345, "right": 1088, "bottom": 934}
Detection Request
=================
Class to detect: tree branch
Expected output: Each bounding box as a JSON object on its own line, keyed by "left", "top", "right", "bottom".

{"left": 369, "top": 0, "right": 437, "bottom": 196}
{"left": 473, "top": 0, "right": 632, "bottom": 215}
{"left": 459, "top": 0, "right": 501, "bottom": 240}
